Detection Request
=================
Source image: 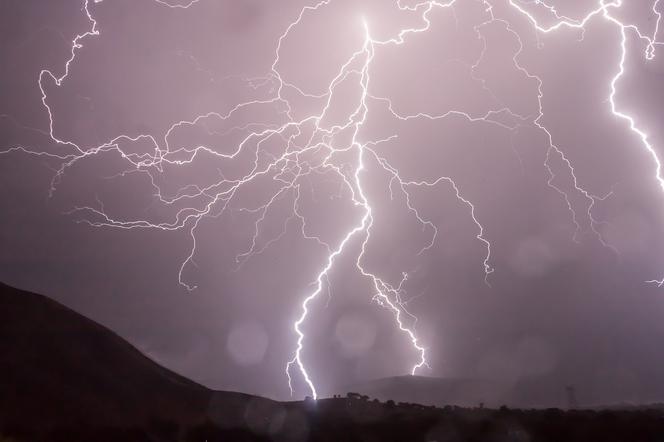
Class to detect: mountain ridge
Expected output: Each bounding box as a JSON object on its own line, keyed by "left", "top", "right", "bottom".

{"left": 338, "top": 373, "right": 568, "bottom": 409}
{"left": 0, "top": 281, "right": 272, "bottom": 436}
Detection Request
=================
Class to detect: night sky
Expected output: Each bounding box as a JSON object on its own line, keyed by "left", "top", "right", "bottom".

{"left": 2, "top": 0, "right": 664, "bottom": 404}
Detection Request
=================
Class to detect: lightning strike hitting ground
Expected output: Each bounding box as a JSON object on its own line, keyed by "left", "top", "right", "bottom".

{"left": 2, "top": 0, "right": 664, "bottom": 399}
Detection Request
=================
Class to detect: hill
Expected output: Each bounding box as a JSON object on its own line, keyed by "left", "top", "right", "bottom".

{"left": 340, "top": 374, "right": 568, "bottom": 409}
{"left": 0, "top": 281, "right": 272, "bottom": 439}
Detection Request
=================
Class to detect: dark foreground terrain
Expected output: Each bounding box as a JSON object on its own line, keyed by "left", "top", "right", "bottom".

{"left": 2, "top": 281, "right": 664, "bottom": 442}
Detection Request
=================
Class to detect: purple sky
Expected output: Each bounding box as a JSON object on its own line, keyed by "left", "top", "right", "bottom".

{"left": 2, "top": 0, "right": 664, "bottom": 404}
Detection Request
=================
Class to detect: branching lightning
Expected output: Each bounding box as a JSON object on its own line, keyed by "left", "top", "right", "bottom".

{"left": 3, "top": 0, "right": 664, "bottom": 398}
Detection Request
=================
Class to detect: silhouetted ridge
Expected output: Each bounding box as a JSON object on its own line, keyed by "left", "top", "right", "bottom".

{"left": 0, "top": 282, "right": 251, "bottom": 433}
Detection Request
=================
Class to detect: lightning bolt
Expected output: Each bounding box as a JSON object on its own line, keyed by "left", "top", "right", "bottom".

{"left": 503, "top": 0, "right": 664, "bottom": 281}
{"left": 2, "top": 0, "right": 663, "bottom": 399}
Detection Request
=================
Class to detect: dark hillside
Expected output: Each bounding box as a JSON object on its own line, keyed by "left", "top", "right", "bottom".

{"left": 0, "top": 282, "right": 267, "bottom": 437}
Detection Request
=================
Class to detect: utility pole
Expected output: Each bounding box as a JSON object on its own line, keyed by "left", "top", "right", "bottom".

{"left": 566, "top": 385, "right": 579, "bottom": 410}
